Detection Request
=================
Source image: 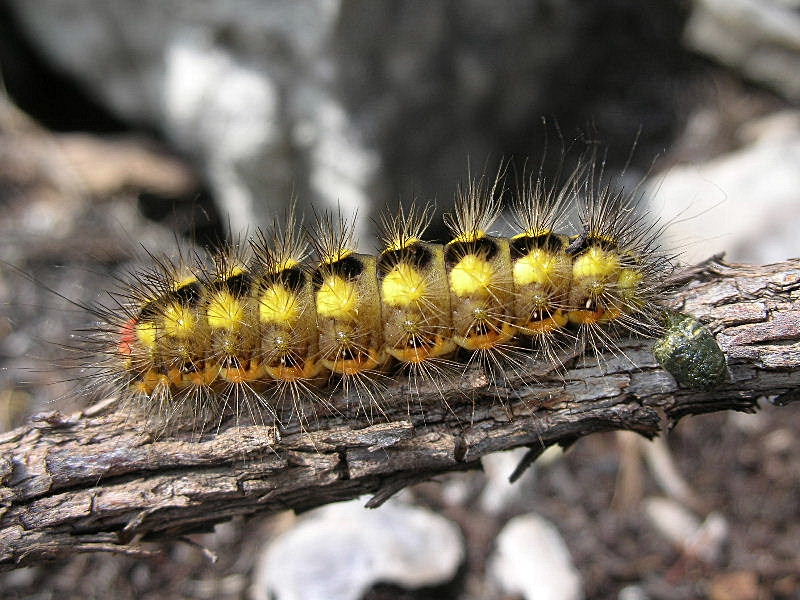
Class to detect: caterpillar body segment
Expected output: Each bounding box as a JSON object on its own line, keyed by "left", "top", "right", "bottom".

{"left": 307, "top": 211, "right": 389, "bottom": 420}
{"left": 444, "top": 175, "right": 517, "bottom": 354}
{"left": 378, "top": 240, "right": 455, "bottom": 364}
{"left": 250, "top": 220, "right": 324, "bottom": 386}
{"left": 312, "top": 250, "right": 389, "bottom": 420}
{"left": 112, "top": 256, "right": 221, "bottom": 432}
{"left": 193, "top": 245, "right": 284, "bottom": 428}
{"left": 444, "top": 235, "right": 517, "bottom": 352}
{"left": 510, "top": 232, "right": 571, "bottom": 335}
{"left": 256, "top": 263, "right": 329, "bottom": 427}
{"left": 377, "top": 204, "right": 455, "bottom": 366}
{"left": 123, "top": 271, "right": 201, "bottom": 388}
{"left": 202, "top": 253, "right": 263, "bottom": 388}
{"left": 510, "top": 167, "right": 573, "bottom": 334}
{"left": 309, "top": 210, "right": 385, "bottom": 377}
{"left": 376, "top": 206, "right": 463, "bottom": 416}
{"left": 250, "top": 219, "right": 332, "bottom": 427}
{"left": 149, "top": 274, "right": 213, "bottom": 392}
{"left": 441, "top": 175, "right": 535, "bottom": 400}
{"left": 313, "top": 252, "right": 386, "bottom": 376}
{"left": 566, "top": 167, "right": 673, "bottom": 360}
{"left": 255, "top": 262, "right": 323, "bottom": 383}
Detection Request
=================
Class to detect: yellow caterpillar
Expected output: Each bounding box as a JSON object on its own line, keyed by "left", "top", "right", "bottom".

{"left": 89, "top": 162, "right": 673, "bottom": 434}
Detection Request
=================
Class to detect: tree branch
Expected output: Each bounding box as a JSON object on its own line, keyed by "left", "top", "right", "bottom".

{"left": 1, "top": 258, "right": 799, "bottom": 569}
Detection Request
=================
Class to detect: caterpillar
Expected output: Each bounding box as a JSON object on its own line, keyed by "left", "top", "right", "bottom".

{"left": 67, "top": 158, "right": 689, "bottom": 436}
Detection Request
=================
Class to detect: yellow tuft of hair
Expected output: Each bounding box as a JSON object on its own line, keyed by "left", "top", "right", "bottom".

{"left": 135, "top": 321, "right": 158, "bottom": 349}
{"left": 316, "top": 275, "right": 358, "bottom": 319}
{"left": 259, "top": 284, "right": 300, "bottom": 324}
{"left": 320, "top": 248, "right": 354, "bottom": 265}
{"left": 226, "top": 264, "right": 248, "bottom": 278}
{"left": 617, "top": 267, "right": 644, "bottom": 302}
{"left": 513, "top": 248, "right": 558, "bottom": 287}
{"left": 382, "top": 262, "right": 427, "bottom": 307}
{"left": 617, "top": 267, "right": 643, "bottom": 290}
{"left": 512, "top": 228, "right": 552, "bottom": 239}
{"left": 385, "top": 237, "right": 421, "bottom": 252}
{"left": 162, "top": 303, "right": 196, "bottom": 338}
{"left": 450, "top": 230, "right": 486, "bottom": 244}
{"left": 273, "top": 258, "right": 300, "bottom": 273}
{"left": 174, "top": 275, "right": 198, "bottom": 290}
{"left": 572, "top": 247, "right": 620, "bottom": 281}
{"left": 449, "top": 254, "right": 495, "bottom": 297}
{"left": 207, "top": 291, "right": 245, "bottom": 330}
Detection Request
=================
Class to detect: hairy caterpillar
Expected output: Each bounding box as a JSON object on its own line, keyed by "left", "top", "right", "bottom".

{"left": 66, "top": 159, "right": 691, "bottom": 435}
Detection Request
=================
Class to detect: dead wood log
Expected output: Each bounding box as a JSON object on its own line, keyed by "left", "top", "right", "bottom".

{"left": 1, "top": 258, "right": 798, "bottom": 569}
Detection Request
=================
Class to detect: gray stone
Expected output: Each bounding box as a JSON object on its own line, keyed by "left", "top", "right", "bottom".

{"left": 8, "top": 0, "right": 377, "bottom": 238}
{"left": 488, "top": 513, "right": 583, "bottom": 600}
{"left": 644, "top": 497, "right": 729, "bottom": 564}
{"left": 250, "top": 497, "right": 464, "bottom": 600}
{"left": 649, "top": 111, "right": 800, "bottom": 264}
{"left": 685, "top": 0, "right": 800, "bottom": 101}
{"left": 7, "top": 0, "right": 585, "bottom": 243}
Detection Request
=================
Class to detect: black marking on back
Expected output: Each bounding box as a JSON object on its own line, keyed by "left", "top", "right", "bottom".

{"left": 566, "top": 231, "right": 618, "bottom": 257}
{"left": 137, "top": 301, "right": 160, "bottom": 322}
{"left": 445, "top": 237, "right": 498, "bottom": 267}
{"left": 221, "top": 271, "right": 253, "bottom": 297}
{"left": 510, "top": 233, "right": 564, "bottom": 259}
{"left": 282, "top": 266, "right": 306, "bottom": 291}
{"left": 378, "top": 242, "right": 433, "bottom": 277}
{"left": 262, "top": 266, "right": 306, "bottom": 292}
{"left": 313, "top": 254, "right": 365, "bottom": 288}
{"left": 137, "top": 281, "right": 203, "bottom": 321}
{"left": 174, "top": 281, "right": 202, "bottom": 305}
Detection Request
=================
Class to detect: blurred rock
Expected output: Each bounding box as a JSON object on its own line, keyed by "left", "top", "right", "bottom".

{"left": 7, "top": 1, "right": 688, "bottom": 244}
{"left": 685, "top": 0, "right": 800, "bottom": 102}
{"left": 642, "top": 436, "right": 701, "bottom": 511}
{"left": 478, "top": 445, "right": 564, "bottom": 514}
{"left": 249, "top": 497, "right": 464, "bottom": 600}
{"left": 488, "top": 513, "right": 583, "bottom": 600}
{"left": 708, "top": 571, "right": 760, "bottom": 600}
{"left": 479, "top": 447, "right": 534, "bottom": 514}
{"left": 763, "top": 427, "right": 794, "bottom": 453}
{"left": 650, "top": 111, "right": 800, "bottom": 264}
{"left": 727, "top": 403, "right": 768, "bottom": 433}
{"left": 7, "top": 0, "right": 378, "bottom": 238}
{"left": 0, "top": 565, "right": 38, "bottom": 590}
{"left": 618, "top": 585, "right": 649, "bottom": 600}
{"left": 644, "top": 497, "right": 728, "bottom": 564}
{"left": 0, "top": 93, "right": 200, "bottom": 258}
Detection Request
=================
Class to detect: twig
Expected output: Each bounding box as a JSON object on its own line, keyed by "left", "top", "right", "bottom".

{"left": 0, "top": 258, "right": 798, "bottom": 569}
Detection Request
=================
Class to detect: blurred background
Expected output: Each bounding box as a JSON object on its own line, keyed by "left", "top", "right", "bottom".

{"left": 0, "top": 1, "right": 798, "bottom": 599}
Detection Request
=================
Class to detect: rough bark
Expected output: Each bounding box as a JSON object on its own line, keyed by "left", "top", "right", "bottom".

{"left": 1, "top": 258, "right": 798, "bottom": 569}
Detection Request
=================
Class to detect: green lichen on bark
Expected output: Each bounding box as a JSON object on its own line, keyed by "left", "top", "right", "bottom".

{"left": 654, "top": 312, "right": 728, "bottom": 390}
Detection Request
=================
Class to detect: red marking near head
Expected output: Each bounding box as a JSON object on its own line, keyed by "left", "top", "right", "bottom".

{"left": 118, "top": 318, "right": 138, "bottom": 356}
